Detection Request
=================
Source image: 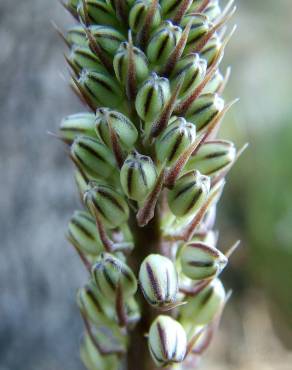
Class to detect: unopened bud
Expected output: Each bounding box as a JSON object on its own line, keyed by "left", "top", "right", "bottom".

{"left": 186, "top": 140, "right": 236, "bottom": 176}
{"left": 201, "top": 33, "right": 222, "bottom": 67}
{"left": 202, "top": 69, "right": 224, "bottom": 94}
{"left": 155, "top": 117, "right": 196, "bottom": 165}
{"left": 120, "top": 151, "right": 157, "bottom": 202}
{"left": 185, "top": 93, "right": 224, "bottom": 132}
{"left": 189, "top": 0, "right": 221, "bottom": 21}
{"left": 113, "top": 42, "right": 149, "bottom": 85}
{"left": 67, "top": 46, "right": 106, "bottom": 74}
{"left": 180, "top": 278, "right": 226, "bottom": 326}
{"left": 135, "top": 73, "right": 171, "bottom": 122}
{"left": 60, "top": 112, "right": 96, "bottom": 144}
{"left": 171, "top": 53, "right": 207, "bottom": 99}
{"left": 92, "top": 252, "right": 137, "bottom": 301}
{"left": 66, "top": 25, "right": 87, "bottom": 47}
{"left": 139, "top": 254, "right": 178, "bottom": 308}
{"left": 95, "top": 108, "right": 138, "bottom": 150}
{"left": 181, "top": 14, "right": 211, "bottom": 54}
{"left": 129, "top": 0, "right": 161, "bottom": 33}
{"left": 160, "top": 0, "right": 190, "bottom": 17}
{"left": 90, "top": 25, "right": 126, "bottom": 56}
{"left": 84, "top": 183, "right": 129, "bottom": 228}
{"left": 180, "top": 241, "right": 227, "bottom": 280}
{"left": 78, "top": 0, "right": 118, "bottom": 29}
{"left": 68, "top": 210, "right": 103, "bottom": 255}
{"left": 148, "top": 315, "right": 187, "bottom": 367}
{"left": 71, "top": 136, "right": 116, "bottom": 180}
{"left": 168, "top": 170, "right": 210, "bottom": 218}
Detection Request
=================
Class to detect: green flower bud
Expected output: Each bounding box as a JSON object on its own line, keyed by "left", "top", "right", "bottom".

{"left": 201, "top": 33, "right": 222, "bottom": 67}
{"left": 113, "top": 42, "right": 149, "bottom": 85}
{"left": 155, "top": 117, "right": 196, "bottom": 166}
{"left": 202, "top": 69, "right": 223, "bottom": 94}
{"left": 71, "top": 136, "right": 116, "bottom": 180}
{"left": 189, "top": 0, "right": 221, "bottom": 21}
{"left": 180, "top": 241, "right": 227, "bottom": 280}
{"left": 160, "top": 0, "right": 190, "bottom": 17}
{"left": 147, "top": 21, "right": 182, "bottom": 66}
{"left": 185, "top": 93, "right": 224, "bottom": 132}
{"left": 135, "top": 73, "right": 171, "bottom": 122}
{"left": 120, "top": 151, "right": 157, "bottom": 202}
{"left": 139, "top": 254, "right": 178, "bottom": 308}
{"left": 65, "top": 0, "right": 79, "bottom": 12}
{"left": 171, "top": 53, "right": 207, "bottom": 99}
{"left": 78, "top": 0, "right": 118, "bottom": 29}
{"left": 92, "top": 252, "right": 137, "bottom": 301}
{"left": 90, "top": 25, "right": 126, "bottom": 56}
{"left": 181, "top": 14, "right": 211, "bottom": 54}
{"left": 148, "top": 315, "right": 187, "bottom": 367}
{"left": 129, "top": 0, "right": 161, "bottom": 34}
{"left": 77, "top": 69, "right": 123, "bottom": 108}
{"left": 66, "top": 25, "right": 87, "bottom": 47}
{"left": 185, "top": 140, "right": 236, "bottom": 176}
{"left": 84, "top": 183, "right": 129, "bottom": 228}
{"left": 95, "top": 108, "right": 138, "bottom": 150}
{"left": 67, "top": 45, "right": 107, "bottom": 74}
{"left": 168, "top": 170, "right": 210, "bottom": 218}
{"left": 180, "top": 278, "right": 225, "bottom": 326}
{"left": 77, "top": 281, "right": 115, "bottom": 325}
{"left": 60, "top": 112, "right": 96, "bottom": 144}
{"left": 68, "top": 210, "right": 103, "bottom": 255}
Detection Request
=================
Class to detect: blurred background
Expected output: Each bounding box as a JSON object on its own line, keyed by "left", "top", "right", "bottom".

{"left": 0, "top": 0, "right": 292, "bottom": 369}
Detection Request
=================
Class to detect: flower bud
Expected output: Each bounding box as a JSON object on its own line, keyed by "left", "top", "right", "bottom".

{"left": 185, "top": 140, "right": 236, "bottom": 176}
{"left": 129, "top": 0, "right": 161, "bottom": 34}
{"left": 181, "top": 14, "right": 211, "bottom": 54}
{"left": 77, "top": 280, "right": 115, "bottom": 325}
{"left": 67, "top": 45, "right": 107, "bottom": 74}
{"left": 148, "top": 315, "right": 187, "bottom": 367}
{"left": 180, "top": 241, "right": 227, "bottom": 280}
{"left": 66, "top": 25, "right": 88, "bottom": 47}
{"left": 202, "top": 69, "right": 224, "bottom": 94}
{"left": 113, "top": 42, "right": 149, "bottom": 86}
{"left": 160, "top": 0, "right": 190, "bottom": 17}
{"left": 68, "top": 210, "right": 103, "bottom": 255}
{"left": 84, "top": 183, "right": 129, "bottom": 228}
{"left": 147, "top": 21, "right": 182, "bottom": 66}
{"left": 135, "top": 73, "right": 171, "bottom": 122}
{"left": 60, "top": 112, "right": 96, "bottom": 144}
{"left": 95, "top": 108, "right": 138, "bottom": 150}
{"left": 90, "top": 25, "right": 126, "bottom": 56}
{"left": 74, "top": 170, "right": 89, "bottom": 197}
{"left": 92, "top": 252, "right": 137, "bottom": 301}
{"left": 185, "top": 93, "right": 224, "bottom": 132}
{"left": 155, "top": 117, "right": 196, "bottom": 166}
{"left": 201, "top": 33, "right": 222, "bottom": 67}
{"left": 171, "top": 53, "right": 207, "bottom": 99}
{"left": 120, "top": 151, "right": 157, "bottom": 202}
{"left": 180, "top": 278, "right": 226, "bottom": 326}
{"left": 167, "top": 170, "right": 210, "bottom": 218}
{"left": 65, "top": 0, "right": 79, "bottom": 12}
{"left": 78, "top": 0, "right": 118, "bottom": 29}
{"left": 77, "top": 69, "right": 123, "bottom": 108}
{"left": 189, "top": 0, "right": 221, "bottom": 21}
{"left": 71, "top": 136, "right": 116, "bottom": 180}
{"left": 139, "top": 254, "right": 178, "bottom": 308}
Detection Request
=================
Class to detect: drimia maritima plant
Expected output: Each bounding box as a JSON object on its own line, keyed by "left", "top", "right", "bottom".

{"left": 56, "top": 0, "right": 245, "bottom": 369}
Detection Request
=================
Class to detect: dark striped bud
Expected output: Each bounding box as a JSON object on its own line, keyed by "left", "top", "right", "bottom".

{"left": 66, "top": 25, "right": 87, "bottom": 47}
{"left": 148, "top": 315, "right": 187, "bottom": 367}
{"left": 135, "top": 73, "right": 171, "bottom": 122}
{"left": 129, "top": 0, "right": 161, "bottom": 34}
{"left": 120, "top": 151, "right": 157, "bottom": 202}
{"left": 92, "top": 252, "right": 137, "bottom": 301}
{"left": 167, "top": 170, "right": 210, "bottom": 218}
{"left": 181, "top": 14, "right": 211, "bottom": 54}
{"left": 185, "top": 140, "right": 236, "bottom": 176}
{"left": 147, "top": 21, "right": 182, "bottom": 66}
{"left": 95, "top": 108, "right": 138, "bottom": 150}
{"left": 201, "top": 33, "right": 222, "bottom": 67}
{"left": 67, "top": 46, "right": 106, "bottom": 74}
{"left": 68, "top": 210, "right": 103, "bottom": 255}
{"left": 155, "top": 117, "right": 196, "bottom": 166}
{"left": 84, "top": 183, "right": 129, "bottom": 228}
{"left": 78, "top": 0, "right": 118, "bottom": 29}
{"left": 77, "top": 281, "right": 115, "bottom": 325}
{"left": 189, "top": 0, "right": 221, "bottom": 21}
{"left": 71, "top": 136, "right": 116, "bottom": 180}
{"left": 180, "top": 241, "right": 227, "bottom": 280}
{"left": 171, "top": 53, "right": 207, "bottom": 99}
{"left": 203, "top": 69, "right": 223, "bottom": 94}
{"left": 185, "top": 93, "right": 224, "bottom": 132}
{"left": 139, "top": 254, "right": 178, "bottom": 308}
{"left": 90, "top": 25, "right": 126, "bottom": 56}
{"left": 77, "top": 69, "right": 123, "bottom": 108}
{"left": 113, "top": 42, "right": 149, "bottom": 85}
{"left": 180, "top": 278, "right": 225, "bottom": 326}
{"left": 160, "top": 0, "right": 191, "bottom": 17}
{"left": 60, "top": 112, "right": 96, "bottom": 144}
